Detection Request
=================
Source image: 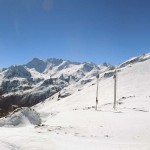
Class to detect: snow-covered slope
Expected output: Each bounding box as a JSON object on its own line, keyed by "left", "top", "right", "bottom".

{"left": 119, "top": 53, "right": 150, "bottom": 68}
{"left": 33, "top": 54, "right": 150, "bottom": 150}
{"left": 0, "top": 54, "right": 150, "bottom": 150}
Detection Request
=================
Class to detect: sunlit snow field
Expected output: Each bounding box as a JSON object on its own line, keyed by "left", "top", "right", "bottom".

{"left": 0, "top": 55, "right": 150, "bottom": 150}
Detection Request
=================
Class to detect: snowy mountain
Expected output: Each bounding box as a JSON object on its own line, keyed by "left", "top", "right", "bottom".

{"left": 26, "top": 58, "right": 48, "bottom": 73}
{"left": 0, "top": 58, "right": 113, "bottom": 111}
{"left": 0, "top": 53, "right": 150, "bottom": 150}
{"left": 4, "top": 65, "right": 31, "bottom": 79}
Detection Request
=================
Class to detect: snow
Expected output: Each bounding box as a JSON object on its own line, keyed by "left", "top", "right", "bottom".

{"left": 26, "top": 58, "right": 47, "bottom": 73}
{"left": 0, "top": 55, "right": 150, "bottom": 149}
{"left": 0, "top": 107, "right": 41, "bottom": 127}
{"left": 119, "top": 53, "right": 150, "bottom": 68}
{"left": 4, "top": 65, "right": 31, "bottom": 79}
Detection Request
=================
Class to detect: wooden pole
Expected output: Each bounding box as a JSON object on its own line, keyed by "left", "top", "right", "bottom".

{"left": 113, "top": 70, "right": 117, "bottom": 109}
{"left": 96, "top": 72, "right": 99, "bottom": 110}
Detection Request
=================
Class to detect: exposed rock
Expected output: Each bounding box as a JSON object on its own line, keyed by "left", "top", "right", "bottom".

{"left": 103, "top": 71, "right": 115, "bottom": 78}
{"left": 81, "top": 79, "right": 93, "bottom": 85}
{"left": 4, "top": 65, "right": 31, "bottom": 79}
{"left": 26, "top": 58, "right": 47, "bottom": 73}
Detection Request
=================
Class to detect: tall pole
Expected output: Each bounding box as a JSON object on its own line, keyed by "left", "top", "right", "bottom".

{"left": 96, "top": 72, "right": 99, "bottom": 110}
{"left": 113, "top": 70, "right": 117, "bottom": 109}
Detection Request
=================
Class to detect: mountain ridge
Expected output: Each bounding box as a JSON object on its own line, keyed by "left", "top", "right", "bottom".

{"left": 0, "top": 53, "right": 149, "bottom": 112}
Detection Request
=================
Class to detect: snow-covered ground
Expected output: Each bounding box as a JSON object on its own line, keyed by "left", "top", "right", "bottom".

{"left": 0, "top": 54, "right": 150, "bottom": 150}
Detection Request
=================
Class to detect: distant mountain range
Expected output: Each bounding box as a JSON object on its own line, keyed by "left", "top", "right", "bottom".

{"left": 0, "top": 53, "right": 149, "bottom": 111}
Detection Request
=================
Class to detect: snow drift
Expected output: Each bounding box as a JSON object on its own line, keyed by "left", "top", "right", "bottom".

{"left": 0, "top": 107, "right": 41, "bottom": 127}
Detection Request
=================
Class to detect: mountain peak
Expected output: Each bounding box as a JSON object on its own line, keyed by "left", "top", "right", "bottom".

{"left": 26, "top": 58, "right": 47, "bottom": 73}
{"left": 4, "top": 65, "right": 31, "bottom": 79}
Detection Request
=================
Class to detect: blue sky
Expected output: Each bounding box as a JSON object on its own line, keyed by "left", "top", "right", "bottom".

{"left": 0, "top": 0, "right": 150, "bottom": 67}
